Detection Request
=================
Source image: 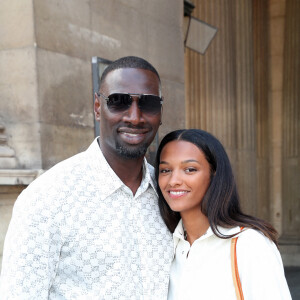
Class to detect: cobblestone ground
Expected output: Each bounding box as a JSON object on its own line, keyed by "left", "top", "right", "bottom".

{"left": 285, "top": 267, "right": 300, "bottom": 299}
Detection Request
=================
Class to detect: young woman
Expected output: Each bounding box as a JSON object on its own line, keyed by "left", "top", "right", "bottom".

{"left": 155, "top": 129, "right": 291, "bottom": 300}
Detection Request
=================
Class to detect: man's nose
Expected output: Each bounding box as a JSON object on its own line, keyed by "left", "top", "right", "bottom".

{"left": 123, "top": 98, "right": 144, "bottom": 125}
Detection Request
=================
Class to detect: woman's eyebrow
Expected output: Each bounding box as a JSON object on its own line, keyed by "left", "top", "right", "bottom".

{"left": 159, "top": 159, "right": 200, "bottom": 165}
{"left": 182, "top": 159, "right": 200, "bottom": 164}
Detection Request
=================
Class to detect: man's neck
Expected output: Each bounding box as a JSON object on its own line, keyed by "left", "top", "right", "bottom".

{"left": 98, "top": 141, "right": 145, "bottom": 195}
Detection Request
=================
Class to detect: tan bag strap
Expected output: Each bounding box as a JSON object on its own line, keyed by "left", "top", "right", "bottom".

{"left": 231, "top": 230, "right": 244, "bottom": 300}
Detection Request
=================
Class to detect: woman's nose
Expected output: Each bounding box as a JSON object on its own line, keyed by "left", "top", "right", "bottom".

{"left": 168, "top": 170, "right": 182, "bottom": 187}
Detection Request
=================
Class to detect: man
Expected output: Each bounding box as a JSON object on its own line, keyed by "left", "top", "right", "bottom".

{"left": 0, "top": 56, "right": 173, "bottom": 299}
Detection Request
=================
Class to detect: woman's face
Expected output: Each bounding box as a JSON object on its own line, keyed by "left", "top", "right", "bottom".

{"left": 158, "top": 140, "right": 211, "bottom": 215}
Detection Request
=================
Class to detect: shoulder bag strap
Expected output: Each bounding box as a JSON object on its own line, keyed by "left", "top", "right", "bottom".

{"left": 231, "top": 229, "right": 244, "bottom": 300}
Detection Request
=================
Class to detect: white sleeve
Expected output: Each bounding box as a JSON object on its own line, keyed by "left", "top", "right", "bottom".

{"left": 237, "top": 229, "right": 292, "bottom": 300}
{"left": 0, "top": 185, "right": 64, "bottom": 299}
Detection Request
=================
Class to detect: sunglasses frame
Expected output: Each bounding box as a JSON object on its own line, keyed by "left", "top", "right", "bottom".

{"left": 97, "top": 92, "right": 163, "bottom": 114}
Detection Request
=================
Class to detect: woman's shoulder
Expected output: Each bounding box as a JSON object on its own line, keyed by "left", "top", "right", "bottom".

{"left": 237, "top": 228, "right": 275, "bottom": 248}
{"left": 236, "top": 228, "right": 281, "bottom": 264}
{"left": 235, "top": 230, "right": 291, "bottom": 299}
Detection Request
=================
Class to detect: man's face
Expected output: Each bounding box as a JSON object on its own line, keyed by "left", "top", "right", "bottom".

{"left": 95, "top": 68, "right": 162, "bottom": 160}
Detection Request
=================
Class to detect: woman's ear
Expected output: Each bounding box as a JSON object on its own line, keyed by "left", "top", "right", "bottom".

{"left": 94, "top": 93, "right": 101, "bottom": 121}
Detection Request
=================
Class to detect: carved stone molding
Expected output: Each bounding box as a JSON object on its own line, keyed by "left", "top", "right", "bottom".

{"left": 0, "top": 169, "right": 44, "bottom": 185}
{"left": 0, "top": 123, "right": 17, "bottom": 169}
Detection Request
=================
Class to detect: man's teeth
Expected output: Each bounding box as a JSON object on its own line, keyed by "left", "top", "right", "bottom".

{"left": 123, "top": 132, "right": 141, "bottom": 136}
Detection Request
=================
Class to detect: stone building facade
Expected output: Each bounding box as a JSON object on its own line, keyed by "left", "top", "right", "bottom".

{"left": 184, "top": 0, "right": 300, "bottom": 266}
{"left": 0, "top": 0, "right": 299, "bottom": 268}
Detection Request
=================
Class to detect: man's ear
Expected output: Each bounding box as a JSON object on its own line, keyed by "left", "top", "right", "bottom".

{"left": 94, "top": 93, "right": 101, "bottom": 121}
{"left": 159, "top": 105, "right": 163, "bottom": 125}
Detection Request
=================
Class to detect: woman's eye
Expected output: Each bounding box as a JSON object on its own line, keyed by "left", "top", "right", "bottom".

{"left": 185, "top": 167, "right": 197, "bottom": 173}
{"left": 159, "top": 169, "right": 170, "bottom": 174}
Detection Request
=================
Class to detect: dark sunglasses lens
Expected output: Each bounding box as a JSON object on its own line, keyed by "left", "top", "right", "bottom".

{"left": 107, "top": 94, "right": 131, "bottom": 112}
{"left": 139, "top": 95, "right": 162, "bottom": 114}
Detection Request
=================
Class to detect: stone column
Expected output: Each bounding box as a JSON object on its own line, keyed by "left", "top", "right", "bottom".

{"left": 185, "top": 0, "right": 238, "bottom": 160}
{"left": 282, "top": 0, "right": 300, "bottom": 239}
{"left": 268, "top": 0, "right": 286, "bottom": 234}
{"left": 253, "top": 0, "right": 270, "bottom": 221}
{"left": 234, "top": 0, "right": 257, "bottom": 215}
{"left": 184, "top": 0, "right": 257, "bottom": 215}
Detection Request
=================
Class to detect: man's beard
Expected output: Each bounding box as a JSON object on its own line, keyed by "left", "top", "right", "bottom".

{"left": 115, "top": 142, "right": 148, "bottom": 159}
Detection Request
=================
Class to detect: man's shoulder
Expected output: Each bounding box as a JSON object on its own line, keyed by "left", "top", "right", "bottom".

{"left": 41, "top": 138, "right": 99, "bottom": 181}
{"left": 43, "top": 151, "right": 87, "bottom": 178}
{"left": 22, "top": 150, "right": 90, "bottom": 197}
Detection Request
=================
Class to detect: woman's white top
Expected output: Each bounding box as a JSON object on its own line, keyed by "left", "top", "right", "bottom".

{"left": 168, "top": 219, "right": 292, "bottom": 300}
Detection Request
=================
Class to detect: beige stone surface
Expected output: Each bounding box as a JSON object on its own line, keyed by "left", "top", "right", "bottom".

{"left": 33, "top": 0, "right": 184, "bottom": 83}
{"left": 236, "top": 149, "right": 257, "bottom": 216}
{"left": 0, "top": 203, "right": 14, "bottom": 269}
{"left": 0, "top": 169, "right": 42, "bottom": 185}
{"left": 159, "top": 78, "right": 185, "bottom": 139}
{"left": 0, "top": 186, "right": 26, "bottom": 270}
{"left": 269, "top": 55, "right": 284, "bottom": 91}
{"left": 0, "top": 1, "right": 35, "bottom": 50}
{"left": 281, "top": 0, "right": 300, "bottom": 241}
{"left": 269, "top": 0, "right": 286, "bottom": 17}
{"left": 282, "top": 159, "right": 300, "bottom": 236}
{"left": 256, "top": 158, "right": 270, "bottom": 221}
{"left": 0, "top": 47, "right": 42, "bottom": 169}
{"left": 269, "top": 17, "right": 285, "bottom": 56}
{"left": 4, "top": 122, "right": 42, "bottom": 169}
{"left": 35, "top": 48, "right": 95, "bottom": 168}
{"left": 40, "top": 123, "right": 94, "bottom": 169}
{"left": 0, "top": 157, "right": 17, "bottom": 169}
{"left": 267, "top": 0, "right": 286, "bottom": 235}
{"left": 36, "top": 49, "right": 94, "bottom": 127}
{"left": 0, "top": 48, "right": 39, "bottom": 123}
{"left": 116, "top": 0, "right": 182, "bottom": 27}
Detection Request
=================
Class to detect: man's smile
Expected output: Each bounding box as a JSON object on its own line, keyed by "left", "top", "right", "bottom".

{"left": 118, "top": 127, "right": 150, "bottom": 145}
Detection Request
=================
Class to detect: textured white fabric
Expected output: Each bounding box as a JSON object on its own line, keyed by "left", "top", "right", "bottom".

{"left": 168, "top": 219, "right": 291, "bottom": 300}
{"left": 0, "top": 138, "right": 173, "bottom": 300}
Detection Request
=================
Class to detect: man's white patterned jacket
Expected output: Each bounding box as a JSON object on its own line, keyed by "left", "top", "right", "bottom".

{"left": 0, "top": 138, "right": 173, "bottom": 299}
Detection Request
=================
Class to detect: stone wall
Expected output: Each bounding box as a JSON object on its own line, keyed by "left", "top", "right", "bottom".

{"left": 0, "top": 0, "right": 185, "bottom": 170}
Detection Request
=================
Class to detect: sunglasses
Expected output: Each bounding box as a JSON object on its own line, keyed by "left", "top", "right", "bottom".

{"left": 97, "top": 93, "right": 163, "bottom": 115}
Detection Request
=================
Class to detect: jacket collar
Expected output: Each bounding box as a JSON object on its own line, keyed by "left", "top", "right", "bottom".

{"left": 86, "top": 137, "right": 157, "bottom": 200}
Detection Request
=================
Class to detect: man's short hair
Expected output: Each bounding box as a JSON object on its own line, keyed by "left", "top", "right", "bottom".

{"left": 99, "top": 56, "right": 160, "bottom": 89}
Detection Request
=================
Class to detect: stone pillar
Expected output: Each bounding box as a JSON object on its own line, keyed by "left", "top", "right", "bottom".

{"left": 184, "top": 0, "right": 256, "bottom": 215}
{"left": 234, "top": 1, "right": 257, "bottom": 214}
{"left": 253, "top": 0, "right": 270, "bottom": 221}
{"left": 268, "top": 0, "right": 286, "bottom": 234}
{"left": 185, "top": 0, "right": 238, "bottom": 160}
{"left": 282, "top": 0, "right": 300, "bottom": 240}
